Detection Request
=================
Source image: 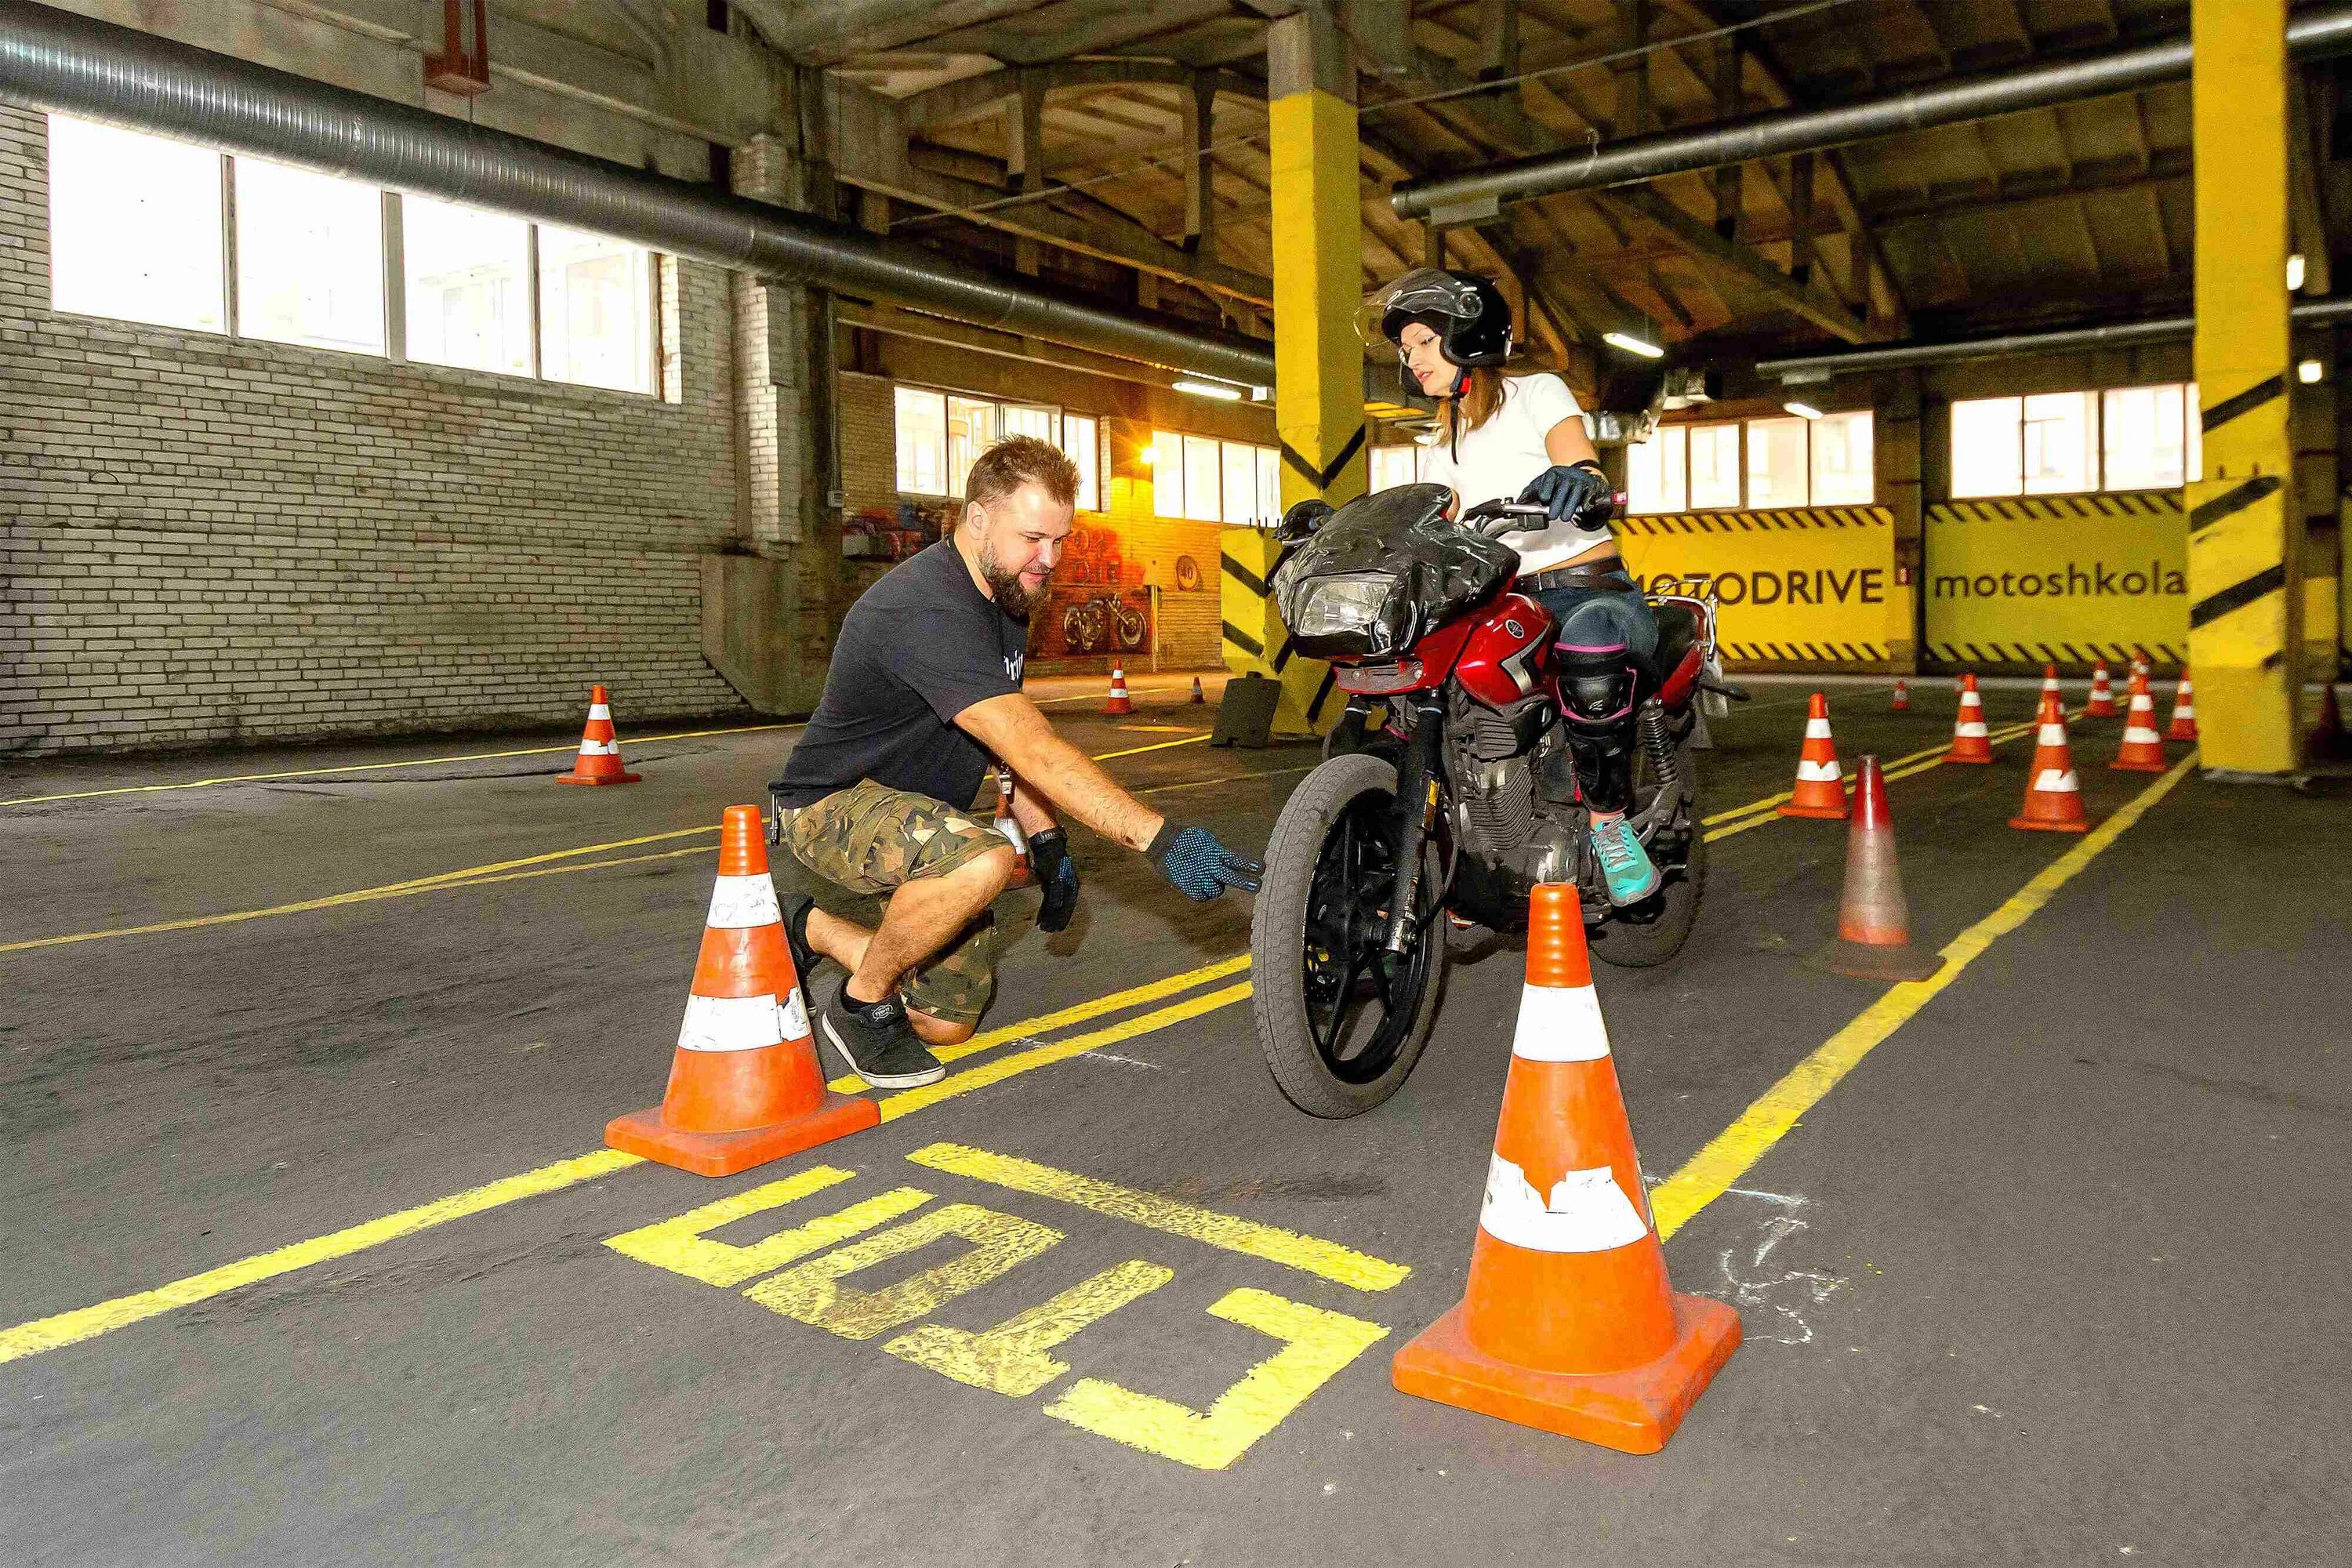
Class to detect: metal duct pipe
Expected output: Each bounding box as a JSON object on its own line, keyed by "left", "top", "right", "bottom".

{"left": 1393, "top": 2, "right": 2352, "bottom": 221}
{"left": 1754, "top": 296, "right": 2352, "bottom": 381}
{"left": 0, "top": 2, "right": 1276, "bottom": 387}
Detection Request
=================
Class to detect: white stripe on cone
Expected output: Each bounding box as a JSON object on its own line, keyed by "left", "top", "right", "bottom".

{"left": 2033, "top": 768, "right": 2081, "bottom": 793}
{"left": 588, "top": 703, "right": 612, "bottom": 720}
{"left": 706, "top": 873, "right": 782, "bottom": 931}
{"left": 1804, "top": 719, "right": 1832, "bottom": 739}
{"left": 577, "top": 739, "right": 620, "bottom": 757}
{"left": 1511, "top": 984, "right": 1612, "bottom": 1062}
{"left": 1956, "top": 722, "right": 1990, "bottom": 738}
{"left": 1797, "top": 759, "right": 1842, "bottom": 782}
{"left": 2038, "top": 723, "right": 2067, "bottom": 745}
{"left": 1479, "top": 1154, "right": 1650, "bottom": 1254}
{"left": 2123, "top": 724, "right": 2161, "bottom": 743}
{"left": 677, "top": 993, "right": 788, "bottom": 1052}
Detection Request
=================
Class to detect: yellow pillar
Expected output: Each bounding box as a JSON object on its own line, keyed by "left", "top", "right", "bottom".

{"left": 1225, "top": 5, "right": 1366, "bottom": 736}
{"left": 2187, "top": 0, "right": 2303, "bottom": 773}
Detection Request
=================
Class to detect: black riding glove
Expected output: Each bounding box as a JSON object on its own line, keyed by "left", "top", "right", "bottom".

{"left": 1028, "top": 827, "right": 1080, "bottom": 933}
{"left": 1147, "top": 821, "right": 1265, "bottom": 902}
{"left": 1518, "top": 459, "right": 1612, "bottom": 531}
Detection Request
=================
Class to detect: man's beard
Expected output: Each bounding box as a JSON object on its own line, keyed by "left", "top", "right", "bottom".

{"left": 978, "top": 539, "right": 1049, "bottom": 618}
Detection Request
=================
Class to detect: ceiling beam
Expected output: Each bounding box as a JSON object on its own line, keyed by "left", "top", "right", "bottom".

{"left": 1607, "top": 187, "right": 1879, "bottom": 343}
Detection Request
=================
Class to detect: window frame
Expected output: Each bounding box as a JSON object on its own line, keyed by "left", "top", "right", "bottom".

{"left": 891, "top": 384, "right": 1108, "bottom": 510}
{"left": 1949, "top": 383, "right": 2201, "bottom": 499}
{"left": 1151, "top": 428, "right": 1282, "bottom": 526}
{"left": 43, "top": 114, "right": 662, "bottom": 397}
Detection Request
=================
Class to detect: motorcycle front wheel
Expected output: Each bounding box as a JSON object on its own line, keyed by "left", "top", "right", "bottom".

{"left": 1250, "top": 753, "right": 1449, "bottom": 1118}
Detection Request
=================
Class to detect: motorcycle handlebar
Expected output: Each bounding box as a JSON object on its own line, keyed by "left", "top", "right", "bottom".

{"left": 1458, "top": 493, "right": 1628, "bottom": 537}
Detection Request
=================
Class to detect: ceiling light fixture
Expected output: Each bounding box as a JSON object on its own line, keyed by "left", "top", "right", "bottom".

{"left": 1173, "top": 379, "right": 1245, "bottom": 401}
{"left": 1602, "top": 330, "right": 1664, "bottom": 359}
{"left": 1783, "top": 401, "right": 1824, "bottom": 419}
{"left": 2298, "top": 358, "right": 2325, "bottom": 384}
{"left": 2288, "top": 253, "right": 2307, "bottom": 292}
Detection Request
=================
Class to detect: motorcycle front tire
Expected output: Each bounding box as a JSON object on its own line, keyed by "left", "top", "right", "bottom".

{"left": 1250, "top": 753, "right": 1449, "bottom": 1118}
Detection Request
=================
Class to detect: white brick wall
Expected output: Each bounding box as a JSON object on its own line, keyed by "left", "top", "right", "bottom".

{"left": 0, "top": 104, "right": 749, "bottom": 755}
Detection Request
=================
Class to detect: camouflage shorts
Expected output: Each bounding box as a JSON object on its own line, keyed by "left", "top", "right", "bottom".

{"left": 771, "top": 778, "right": 1011, "bottom": 1026}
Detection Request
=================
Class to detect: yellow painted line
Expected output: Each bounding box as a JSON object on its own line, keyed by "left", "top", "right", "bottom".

{"left": 907, "top": 1142, "right": 1409, "bottom": 1292}
{"left": 1652, "top": 751, "right": 2195, "bottom": 1240}
{"left": 0, "top": 722, "right": 804, "bottom": 808}
{"left": 1113, "top": 724, "right": 1200, "bottom": 734}
{"left": 0, "top": 826, "right": 722, "bottom": 956}
{"left": 827, "top": 953, "right": 1251, "bottom": 1091}
{"left": 877, "top": 982, "right": 1253, "bottom": 1122}
{"left": 2, "top": 733, "right": 1212, "bottom": 957}
{"left": 1089, "top": 734, "right": 1214, "bottom": 761}
{"left": 1137, "top": 764, "right": 1318, "bottom": 796}
{"left": 0, "top": 1149, "right": 643, "bottom": 1367}
{"left": 0, "top": 971, "right": 1250, "bottom": 1367}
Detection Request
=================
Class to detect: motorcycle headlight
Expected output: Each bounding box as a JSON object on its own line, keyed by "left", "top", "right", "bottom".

{"left": 1294, "top": 573, "right": 1396, "bottom": 638}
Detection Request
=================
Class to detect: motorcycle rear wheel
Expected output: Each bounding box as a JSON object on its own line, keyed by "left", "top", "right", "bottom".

{"left": 1588, "top": 735, "right": 1706, "bottom": 969}
{"left": 1250, "top": 753, "right": 1449, "bottom": 1118}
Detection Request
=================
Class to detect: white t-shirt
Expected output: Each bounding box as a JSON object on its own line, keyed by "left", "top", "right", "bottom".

{"left": 1414, "top": 372, "right": 1604, "bottom": 575}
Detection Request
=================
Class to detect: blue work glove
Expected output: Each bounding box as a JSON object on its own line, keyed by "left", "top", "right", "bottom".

{"left": 1517, "top": 459, "right": 1613, "bottom": 529}
{"left": 1148, "top": 822, "right": 1265, "bottom": 902}
{"left": 1028, "top": 827, "right": 1080, "bottom": 933}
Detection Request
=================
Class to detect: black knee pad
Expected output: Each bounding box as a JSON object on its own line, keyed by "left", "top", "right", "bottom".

{"left": 1553, "top": 642, "right": 1638, "bottom": 730}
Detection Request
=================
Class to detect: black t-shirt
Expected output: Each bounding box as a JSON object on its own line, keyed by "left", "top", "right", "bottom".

{"left": 773, "top": 539, "right": 1027, "bottom": 809}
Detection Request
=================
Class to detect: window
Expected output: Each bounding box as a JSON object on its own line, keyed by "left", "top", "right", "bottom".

{"left": 2023, "top": 390, "right": 2095, "bottom": 495}
{"left": 1369, "top": 444, "right": 1419, "bottom": 493}
{"left": 2101, "top": 385, "right": 2197, "bottom": 492}
{"left": 895, "top": 387, "right": 948, "bottom": 495}
{"left": 1626, "top": 426, "right": 1687, "bottom": 515}
{"left": 537, "top": 225, "right": 653, "bottom": 393}
{"left": 893, "top": 387, "right": 1102, "bottom": 508}
{"left": 1152, "top": 430, "right": 1281, "bottom": 524}
{"left": 42, "top": 114, "right": 658, "bottom": 391}
{"left": 46, "top": 115, "right": 225, "bottom": 334}
{"left": 1689, "top": 424, "right": 1743, "bottom": 508}
{"left": 1058, "top": 413, "right": 1101, "bottom": 512}
{"left": 402, "top": 195, "right": 531, "bottom": 376}
{"left": 1810, "top": 412, "right": 1874, "bottom": 504}
{"left": 1745, "top": 417, "right": 1809, "bottom": 508}
{"left": 1951, "top": 385, "right": 2202, "bottom": 498}
{"left": 947, "top": 397, "right": 1000, "bottom": 497}
{"left": 235, "top": 156, "right": 384, "bottom": 356}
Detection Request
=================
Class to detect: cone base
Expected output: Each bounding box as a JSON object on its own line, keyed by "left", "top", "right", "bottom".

{"left": 1810, "top": 938, "right": 1944, "bottom": 982}
{"left": 1392, "top": 1293, "right": 1741, "bottom": 1456}
{"left": 2165, "top": 727, "right": 2198, "bottom": 743}
{"left": 557, "top": 771, "right": 642, "bottom": 786}
{"left": 604, "top": 1091, "right": 877, "bottom": 1178}
{"left": 1776, "top": 799, "right": 1849, "bottom": 820}
{"left": 2085, "top": 704, "right": 2117, "bottom": 718}
{"left": 1104, "top": 704, "right": 1133, "bottom": 717}
{"left": 2009, "top": 813, "right": 2089, "bottom": 833}
{"left": 1943, "top": 750, "right": 1994, "bottom": 765}
{"left": 2108, "top": 757, "right": 2166, "bottom": 772}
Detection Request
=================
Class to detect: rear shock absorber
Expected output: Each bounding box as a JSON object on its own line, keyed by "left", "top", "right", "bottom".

{"left": 1637, "top": 697, "right": 1678, "bottom": 801}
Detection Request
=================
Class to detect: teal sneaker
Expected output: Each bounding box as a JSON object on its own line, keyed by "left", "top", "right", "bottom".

{"left": 1588, "top": 811, "right": 1661, "bottom": 906}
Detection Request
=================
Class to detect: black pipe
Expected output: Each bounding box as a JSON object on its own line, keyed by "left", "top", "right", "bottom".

{"left": 1755, "top": 296, "right": 2352, "bottom": 380}
{"left": 1392, "top": 4, "right": 2352, "bottom": 220}
{"left": 0, "top": 1, "right": 1276, "bottom": 386}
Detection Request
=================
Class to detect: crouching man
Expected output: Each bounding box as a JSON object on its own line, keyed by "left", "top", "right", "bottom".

{"left": 768, "top": 435, "right": 1262, "bottom": 1089}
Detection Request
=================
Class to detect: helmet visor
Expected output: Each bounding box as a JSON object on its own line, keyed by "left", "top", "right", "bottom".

{"left": 1356, "top": 267, "right": 1489, "bottom": 350}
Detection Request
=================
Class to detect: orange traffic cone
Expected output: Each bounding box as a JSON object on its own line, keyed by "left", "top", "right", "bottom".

{"left": 1190, "top": 675, "right": 1206, "bottom": 704}
{"left": 557, "top": 684, "right": 641, "bottom": 786}
{"left": 1392, "top": 884, "right": 1741, "bottom": 1454}
{"left": 2011, "top": 692, "right": 2089, "bottom": 833}
{"left": 1777, "top": 693, "right": 1849, "bottom": 818}
{"left": 1104, "top": 663, "right": 1134, "bottom": 716}
{"left": 2312, "top": 681, "right": 2350, "bottom": 761}
{"left": 2085, "top": 660, "right": 2116, "bottom": 718}
{"left": 2165, "top": 667, "right": 2198, "bottom": 742}
{"left": 1891, "top": 678, "right": 1910, "bottom": 712}
{"left": 2111, "top": 673, "right": 2168, "bottom": 772}
{"left": 605, "top": 806, "right": 878, "bottom": 1176}
{"left": 1945, "top": 673, "right": 1994, "bottom": 764}
{"left": 2039, "top": 662, "right": 2062, "bottom": 710}
{"left": 2130, "top": 652, "right": 2151, "bottom": 690}
{"left": 1817, "top": 756, "right": 1942, "bottom": 982}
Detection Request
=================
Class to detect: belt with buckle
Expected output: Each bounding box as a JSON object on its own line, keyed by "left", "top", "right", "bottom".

{"left": 1523, "top": 562, "right": 1634, "bottom": 593}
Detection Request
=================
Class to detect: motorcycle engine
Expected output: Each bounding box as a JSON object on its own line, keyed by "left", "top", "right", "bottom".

{"left": 1446, "top": 695, "right": 1585, "bottom": 924}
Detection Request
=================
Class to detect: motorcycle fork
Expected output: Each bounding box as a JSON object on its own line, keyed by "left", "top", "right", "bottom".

{"left": 1382, "top": 700, "right": 1445, "bottom": 956}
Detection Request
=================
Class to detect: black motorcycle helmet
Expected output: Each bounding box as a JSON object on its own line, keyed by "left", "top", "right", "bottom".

{"left": 1359, "top": 268, "right": 1515, "bottom": 397}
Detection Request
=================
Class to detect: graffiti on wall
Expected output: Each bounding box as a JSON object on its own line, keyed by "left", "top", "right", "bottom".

{"left": 1036, "top": 521, "right": 1153, "bottom": 657}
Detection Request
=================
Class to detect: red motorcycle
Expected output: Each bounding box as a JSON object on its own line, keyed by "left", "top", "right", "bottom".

{"left": 1248, "top": 482, "right": 1742, "bottom": 1117}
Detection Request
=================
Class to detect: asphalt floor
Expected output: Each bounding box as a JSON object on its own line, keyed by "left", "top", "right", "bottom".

{"left": 2, "top": 673, "right": 2346, "bottom": 1566}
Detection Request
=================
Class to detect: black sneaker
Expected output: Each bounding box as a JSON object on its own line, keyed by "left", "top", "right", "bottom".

{"left": 820, "top": 988, "right": 946, "bottom": 1088}
{"left": 781, "top": 894, "right": 824, "bottom": 992}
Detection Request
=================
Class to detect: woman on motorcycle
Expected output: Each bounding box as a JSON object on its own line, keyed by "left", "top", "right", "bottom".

{"left": 1365, "top": 267, "right": 1661, "bottom": 906}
